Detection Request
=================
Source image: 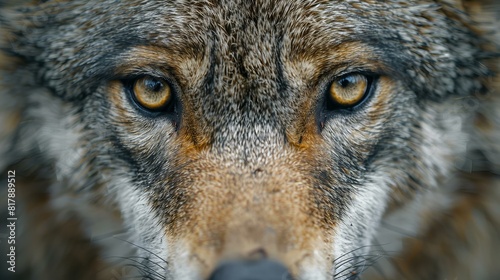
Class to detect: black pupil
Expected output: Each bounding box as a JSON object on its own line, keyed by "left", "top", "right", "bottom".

{"left": 339, "top": 76, "right": 355, "bottom": 88}
{"left": 145, "top": 78, "right": 163, "bottom": 92}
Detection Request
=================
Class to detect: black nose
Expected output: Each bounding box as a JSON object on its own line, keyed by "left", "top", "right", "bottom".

{"left": 208, "top": 260, "right": 292, "bottom": 280}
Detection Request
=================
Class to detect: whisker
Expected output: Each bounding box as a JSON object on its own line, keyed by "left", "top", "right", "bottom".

{"left": 98, "top": 257, "right": 163, "bottom": 280}
{"left": 334, "top": 253, "right": 387, "bottom": 279}
{"left": 119, "top": 263, "right": 163, "bottom": 280}
{"left": 333, "top": 244, "right": 382, "bottom": 264}
{"left": 114, "top": 236, "right": 169, "bottom": 265}
{"left": 119, "top": 257, "right": 165, "bottom": 280}
{"left": 334, "top": 249, "right": 385, "bottom": 270}
{"left": 103, "top": 255, "right": 166, "bottom": 272}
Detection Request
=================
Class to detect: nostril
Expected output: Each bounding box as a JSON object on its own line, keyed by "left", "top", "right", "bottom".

{"left": 208, "top": 259, "right": 292, "bottom": 280}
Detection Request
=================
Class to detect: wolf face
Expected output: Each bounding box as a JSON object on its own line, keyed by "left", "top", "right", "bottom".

{"left": 1, "top": 0, "right": 499, "bottom": 279}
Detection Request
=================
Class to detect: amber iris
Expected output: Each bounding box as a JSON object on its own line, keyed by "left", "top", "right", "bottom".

{"left": 132, "top": 76, "right": 171, "bottom": 110}
{"left": 329, "top": 74, "right": 368, "bottom": 107}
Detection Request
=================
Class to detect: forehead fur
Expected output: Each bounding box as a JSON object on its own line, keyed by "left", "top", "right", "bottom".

{"left": 1, "top": 0, "right": 490, "bottom": 101}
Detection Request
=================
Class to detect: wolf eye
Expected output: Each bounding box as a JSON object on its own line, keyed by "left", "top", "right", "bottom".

{"left": 327, "top": 74, "right": 370, "bottom": 109}
{"left": 132, "top": 76, "right": 172, "bottom": 111}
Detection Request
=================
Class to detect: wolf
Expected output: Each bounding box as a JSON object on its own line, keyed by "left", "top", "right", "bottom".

{"left": 0, "top": 0, "right": 499, "bottom": 279}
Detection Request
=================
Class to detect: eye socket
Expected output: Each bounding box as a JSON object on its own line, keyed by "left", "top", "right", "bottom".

{"left": 131, "top": 76, "right": 172, "bottom": 111}
{"left": 327, "top": 73, "right": 370, "bottom": 109}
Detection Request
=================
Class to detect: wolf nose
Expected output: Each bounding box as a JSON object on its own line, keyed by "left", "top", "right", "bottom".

{"left": 208, "top": 259, "right": 292, "bottom": 280}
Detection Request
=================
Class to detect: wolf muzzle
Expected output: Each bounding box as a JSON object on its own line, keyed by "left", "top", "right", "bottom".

{"left": 208, "top": 259, "right": 292, "bottom": 280}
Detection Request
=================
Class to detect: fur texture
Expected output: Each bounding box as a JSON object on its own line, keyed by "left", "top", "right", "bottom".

{"left": 0, "top": 0, "right": 499, "bottom": 279}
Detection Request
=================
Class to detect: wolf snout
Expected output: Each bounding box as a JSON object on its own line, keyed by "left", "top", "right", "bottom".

{"left": 207, "top": 259, "right": 293, "bottom": 280}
